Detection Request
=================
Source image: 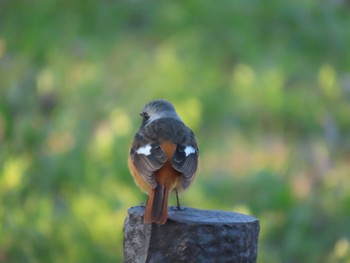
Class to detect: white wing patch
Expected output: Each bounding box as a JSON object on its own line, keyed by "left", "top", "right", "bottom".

{"left": 136, "top": 144, "right": 152, "bottom": 156}
{"left": 184, "top": 146, "right": 196, "bottom": 156}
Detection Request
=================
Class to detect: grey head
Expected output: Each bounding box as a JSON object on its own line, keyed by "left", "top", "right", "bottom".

{"left": 140, "top": 99, "right": 182, "bottom": 125}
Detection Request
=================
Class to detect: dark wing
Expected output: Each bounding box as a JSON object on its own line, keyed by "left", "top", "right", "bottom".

{"left": 130, "top": 144, "right": 167, "bottom": 188}
{"left": 171, "top": 144, "right": 199, "bottom": 189}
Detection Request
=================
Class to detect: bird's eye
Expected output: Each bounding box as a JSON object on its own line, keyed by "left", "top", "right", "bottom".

{"left": 140, "top": 112, "right": 150, "bottom": 119}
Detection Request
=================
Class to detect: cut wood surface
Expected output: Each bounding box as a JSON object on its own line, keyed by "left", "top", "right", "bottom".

{"left": 123, "top": 206, "right": 260, "bottom": 263}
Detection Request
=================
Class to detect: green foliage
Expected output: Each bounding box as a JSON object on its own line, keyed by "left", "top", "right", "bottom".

{"left": 1, "top": 0, "right": 350, "bottom": 262}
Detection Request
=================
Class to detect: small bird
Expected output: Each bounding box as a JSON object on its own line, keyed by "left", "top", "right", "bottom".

{"left": 128, "top": 99, "right": 199, "bottom": 224}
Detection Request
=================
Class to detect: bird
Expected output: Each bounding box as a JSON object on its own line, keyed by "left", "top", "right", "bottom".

{"left": 128, "top": 99, "right": 199, "bottom": 224}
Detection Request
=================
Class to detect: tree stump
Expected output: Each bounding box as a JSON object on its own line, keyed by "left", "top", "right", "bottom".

{"left": 123, "top": 206, "right": 260, "bottom": 263}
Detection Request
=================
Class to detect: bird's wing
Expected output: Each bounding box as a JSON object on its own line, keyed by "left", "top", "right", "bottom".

{"left": 171, "top": 144, "right": 199, "bottom": 189}
{"left": 130, "top": 143, "right": 167, "bottom": 188}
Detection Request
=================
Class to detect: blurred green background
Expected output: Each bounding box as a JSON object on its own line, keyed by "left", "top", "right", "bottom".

{"left": 1, "top": 0, "right": 350, "bottom": 262}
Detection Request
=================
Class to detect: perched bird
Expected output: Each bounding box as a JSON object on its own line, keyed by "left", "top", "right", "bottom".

{"left": 128, "top": 99, "right": 199, "bottom": 224}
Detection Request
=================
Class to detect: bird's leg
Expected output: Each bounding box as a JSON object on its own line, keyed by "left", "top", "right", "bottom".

{"left": 175, "top": 189, "right": 181, "bottom": 210}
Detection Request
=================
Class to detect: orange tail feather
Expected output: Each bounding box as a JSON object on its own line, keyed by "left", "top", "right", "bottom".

{"left": 144, "top": 184, "right": 169, "bottom": 225}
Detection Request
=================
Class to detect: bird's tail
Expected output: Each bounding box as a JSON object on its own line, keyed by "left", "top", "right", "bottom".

{"left": 144, "top": 183, "right": 169, "bottom": 225}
